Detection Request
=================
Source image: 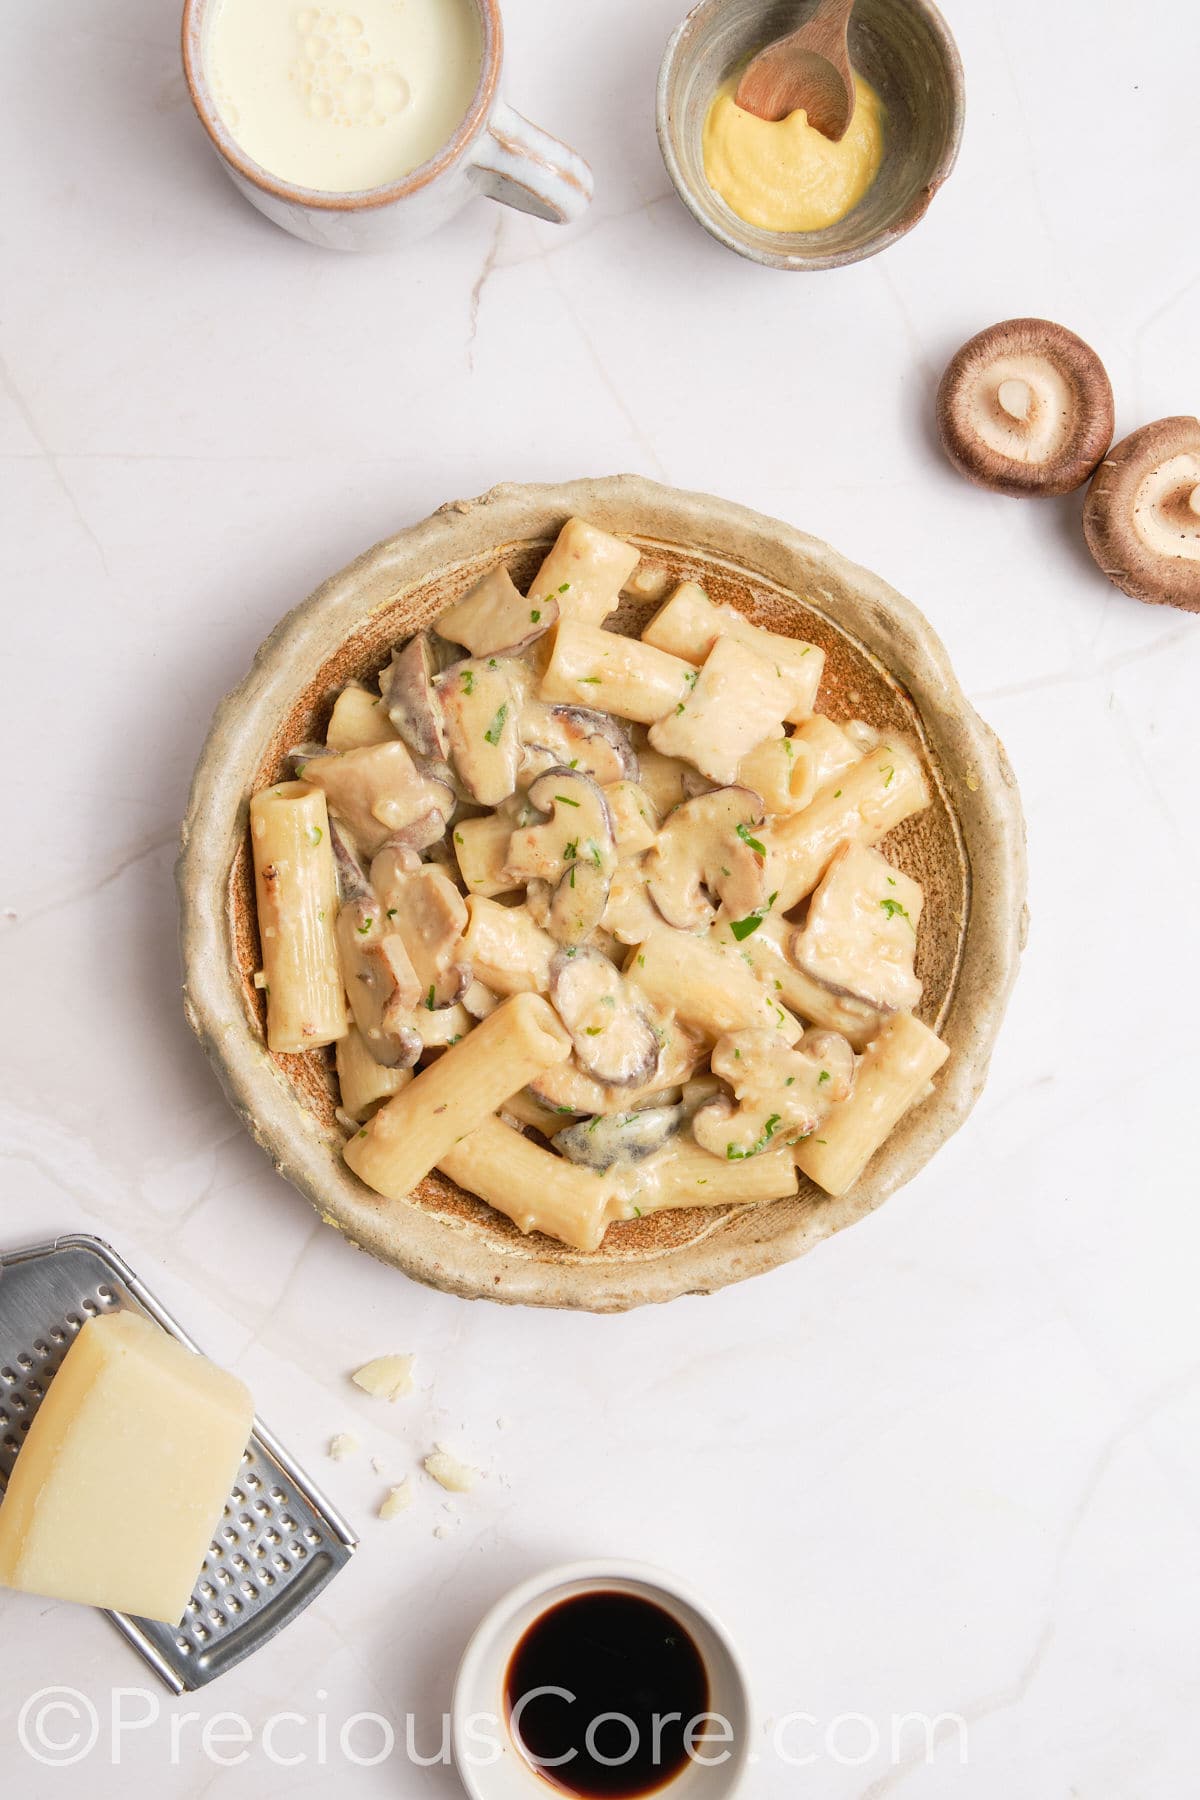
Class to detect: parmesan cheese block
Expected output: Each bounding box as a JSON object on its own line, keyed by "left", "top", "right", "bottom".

{"left": 0, "top": 1310, "right": 253, "bottom": 1625}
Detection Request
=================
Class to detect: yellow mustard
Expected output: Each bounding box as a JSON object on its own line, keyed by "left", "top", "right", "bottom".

{"left": 703, "top": 72, "right": 884, "bottom": 233}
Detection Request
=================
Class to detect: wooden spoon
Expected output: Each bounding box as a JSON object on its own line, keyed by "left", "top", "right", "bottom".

{"left": 734, "top": 0, "right": 857, "bottom": 139}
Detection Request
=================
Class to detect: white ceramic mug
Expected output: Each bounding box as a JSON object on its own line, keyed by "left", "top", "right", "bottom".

{"left": 181, "top": 0, "right": 593, "bottom": 251}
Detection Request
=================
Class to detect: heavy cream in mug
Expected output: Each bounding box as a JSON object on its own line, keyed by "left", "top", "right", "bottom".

{"left": 207, "top": 0, "right": 483, "bottom": 192}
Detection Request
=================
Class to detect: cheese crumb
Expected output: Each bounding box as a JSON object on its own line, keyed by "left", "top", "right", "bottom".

{"left": 351, "top": 1355, "right": 415, "bottom": 1401}
{"left": 423, "top": 1446, "right": 477, "bottom": 1493}
{"left": 329, "top": 1432, "right": 359, "bottom": 1462}
{"left": 371, "top": 1455, "right": 387, "bottom": 1475}
{"left": 379, "top": 1480, "right": 413, "bottom": 1521}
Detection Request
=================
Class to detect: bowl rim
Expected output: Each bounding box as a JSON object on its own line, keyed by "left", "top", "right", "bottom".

{"left": 177, "top": 474, "right": 1026, "bottom": 1312}
{"left": 655, "top": 0, "right": 966, "bottom": 271}
{"left": 449, "top": 1557, "right": 754, "bottom": 1799}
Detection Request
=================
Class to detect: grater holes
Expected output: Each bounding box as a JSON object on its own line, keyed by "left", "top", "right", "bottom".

{"left": 221, "top": 1527, "right": 238, "bottom": 1546}
{"left": 214, "top": 1567, "right": 232, "bottom": 1587}
{"left": 269, "top": 1485, "right": 285, "bottom": 1503}
{"left": 0, "top": 1367, "right": 17, "bottom": 1384}
{"left": 17, "top": 1354, "right": 33, "bottom": 1371}
{"left": 253, "top": 1500, "right": 270, "bottom": 1518}
{"left": 244, "top": 1469, "right": 261, "bottom": 1490}
{"left": 289, "top": 1542, "right": 306, "bottom": 1560}
{"left": 9, "top": 1394, "right": 27, "bottom": 1414}
{"left": 240, "top": 1580, "right": 255, "bottom": 1598}
{"left": 194, "top": 1623, "right": 210, "bottom": 1644}
{"left": 49, "top": 1327, "right": 66, "bottom": 1345}
{"left": 279, "top": 1514, "right": 297, "bottom": 1532}
{"left": 231, "top": 1553, "right": 250, "bottom": 1573}
{"left": 175, "top": 1637, "right": 192, "bottom": 1656}
{"left": 225, "top": 1596, "right": 243, "bottom": 1616}
{"left": 259, "top": 1568, "right": 276, "bottom": 1587}
{"left": 303, "top": 1528, "right": 321, "bottom": 1546}
{"left": 272, "top": 1554, "right": 289, "bottom": 1573}
{"left": 81, "top": 1297, "right": 99, "bottom": 1315}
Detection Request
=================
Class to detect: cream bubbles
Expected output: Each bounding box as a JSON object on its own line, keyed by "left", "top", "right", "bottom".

{"left": 207, "top": 0, "right": 484, "bottom": 193}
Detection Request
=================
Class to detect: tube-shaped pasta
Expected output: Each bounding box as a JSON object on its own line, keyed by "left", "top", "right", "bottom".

{"left": 540, "top": 621, "right": 693, "bottom": 724}
{"left": 767, "top": 738, "right": 931, "bottom": 912}
{"left": 461, "top": 895, "right": 557, "bottom": 994}
{"left": 250, "top": 781, "right": 347, "bottom": 1054}
{"left": 629, "top": 1136, "right": 799, "bottom": 1212}
{"left": 794, "top": 1012, "right": 949, "bottom": 1196}
{"left": 629, "top": 928, "right": 803, "bottom": 1045}
{"left": 737, "top": 734, "right": 817, "bottom": 815}
{"left": 641, "top": 582, "right": 824, "bottom": 723}
{"left": 453, "top": 814, "right": 520, "bottom": 898}
{"left": 325, "top": 686, "right": 397, "bottom": 753}
{"left": 344, "top": 994, "right": 570, "bottom": 1200}
{"left": 528, "top": 518, "right": 640, "bottom": 626}
{"left": 438, "top": 1114, "right": 624, "bottom": 1252}
{"left": 336, "top": 1026, "right": 412, "bottom": 1121}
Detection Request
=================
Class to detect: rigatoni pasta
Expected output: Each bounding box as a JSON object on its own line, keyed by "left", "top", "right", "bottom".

{"left": 250, "top": 782, "right": 346, "bottom": 1055}
{"left": 247, "top": 515, "right": 951, "bottom": 1254}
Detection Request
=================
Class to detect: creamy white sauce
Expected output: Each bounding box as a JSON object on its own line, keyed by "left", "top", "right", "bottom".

{"left": 207, "top": 0, "right": 482, "bottom": 193}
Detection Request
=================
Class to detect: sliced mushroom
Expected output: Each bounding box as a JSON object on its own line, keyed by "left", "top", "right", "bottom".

{"left": 518, "top": 703, "right": 639, "bottom": 787}
{"left": 300, "top": 741, "right": 453, "bottom": 859}
{"left": 937, "top": 318, "right": 1114, "bottom": 496}
{"left": 553, "top": 1105, "right": 684, "bottom": 1170}
{"left": 334, "top": 898, "right": 423, "bottom": 1069}
{"left": 1083, "top": 417, "right": 1200, "bottom": 611}
{"left": 379, "top": 634, "right": 448, "bottom": 759}
{"left": 647, "top": 637, "right": 793, "bottom": 785}
{"left": 505, "top": 768, "right": 617, "bottom": 946}
{"left": 328, "top": 818, "right": 373, "bottom": 902}
{"left": 370, "top": 854, "right": 470, "bottom": 1009}
{"left": 693, "top": 1025, "right": 854, "bottom": 1159}
{"left": 603, "top": 780, "right": 660, "bottom": 857}
{"left": 529, "top": 1015, "right": 703, "bottom": 1116}
{"left": 549, "top": 947, "right": 660, "bottom": 1086}
{"left": 792, "top": 842, "right": 923, "bottom": 1013}
{"left": 434, "top": 656, "right": 521, "bottom": 806}
{"left": 601, "top": 863, "right": 661, "bottom": 946}
{"left": 644, "top": 786, "right": 769, "bottom": 931}
{"left": 435, "top": 564, "right": 559, "bottom": 657}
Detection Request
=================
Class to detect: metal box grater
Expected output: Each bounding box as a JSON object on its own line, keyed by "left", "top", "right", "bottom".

{"left": 0, "top": 1234, "right": 358, "bottom": 1694}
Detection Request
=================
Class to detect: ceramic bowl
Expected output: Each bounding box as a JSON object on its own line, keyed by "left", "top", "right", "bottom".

{"left": 178, "top": 476, "right": 1026, "bottom": 1312}
{"left": 450, "top": 1560, "right": 753, "bottom": 1798}
{"left": 657, "top": 0, "right": 965, "bottom": 270}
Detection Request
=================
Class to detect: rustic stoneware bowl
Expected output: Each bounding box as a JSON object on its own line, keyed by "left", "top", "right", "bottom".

{"left": 178, "top": 477, "right": 1025, "bottom": 1312}
{"left": 658, "top": 0, "right": 965, "bottom": 270}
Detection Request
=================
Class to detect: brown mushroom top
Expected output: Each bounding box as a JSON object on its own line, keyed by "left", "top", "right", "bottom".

{"left": 1083, "top": 417, "right": 1200, "bottom": 613}
{"left": 937, "top": 318, "right": 1114, "bottom": 497}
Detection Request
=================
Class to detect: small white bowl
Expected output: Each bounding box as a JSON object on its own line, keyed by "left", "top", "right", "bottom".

{"left": 451, "top": 1560, "right": 753, "bottom": 1797}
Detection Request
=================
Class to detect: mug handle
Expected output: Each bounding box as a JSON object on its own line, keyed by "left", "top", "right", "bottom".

{"left": 468, "top": 101, "right": 593, "bottom": 224}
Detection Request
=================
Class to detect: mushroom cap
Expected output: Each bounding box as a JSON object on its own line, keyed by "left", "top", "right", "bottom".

{"left": 1082, "top": 416, "right": 1200, "bottom": 613}
{"left": 937, "top": 318, "right": 1114, "bottom": 497}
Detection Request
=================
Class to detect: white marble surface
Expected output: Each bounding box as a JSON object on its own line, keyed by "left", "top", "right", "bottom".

{"left": 3, "top": 0, "right": 1200, "bottom": 1792}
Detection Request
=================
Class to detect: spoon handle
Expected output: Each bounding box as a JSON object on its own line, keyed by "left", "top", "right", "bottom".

{"left": 802, "top": 0, "right": 856, "bottom": 59}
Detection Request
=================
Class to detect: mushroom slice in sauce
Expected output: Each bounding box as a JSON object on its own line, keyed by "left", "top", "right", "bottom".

{"left": 379, "top": 634, "right": 448, "bottom": 760}
{"left": 549, "top": 947, "right": 661, "bottom": 1087}
{"left": 692, "top": 1025, "right": 855, "bottom": 1159}
{"left": 435, "top": 656, "right": 522, "bottom": 807}
{"left": 506, "top": 768, "right": 618, "bottom": 946}
{"left": 792, "top": 842, "right": 924, "bottom": 1013}
{"left": 435, "top": 565, "right": 559, "bottom": 658}
{"left": 528, "top": 1015, "right": 702, "bottom": 1117}
{"left": 553, "top": 1105, "right": 684, "bottom": 1171}
{"left": 370, "top": 854, "right": 471, "bottom": 1009}
{"left": 644, "top": 786, "right": 769, "bottom": 931}
{"left": 300, "top": 741, "right": 453, "bottom": 859}
{"left": 518, "top": 704, "right": 639, "bottom": 788}
{"left": 334, "top": 898, "right": 423, "bottom": 1070}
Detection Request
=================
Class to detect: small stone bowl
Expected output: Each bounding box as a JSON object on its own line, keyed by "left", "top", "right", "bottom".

{"left": 657, "top": 0, "right": 965, "bottom": 270}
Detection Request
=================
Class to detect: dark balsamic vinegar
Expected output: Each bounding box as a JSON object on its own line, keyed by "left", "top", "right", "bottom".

{"left": 504, "top": 1590, "right": 709, "bottom": 1797}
